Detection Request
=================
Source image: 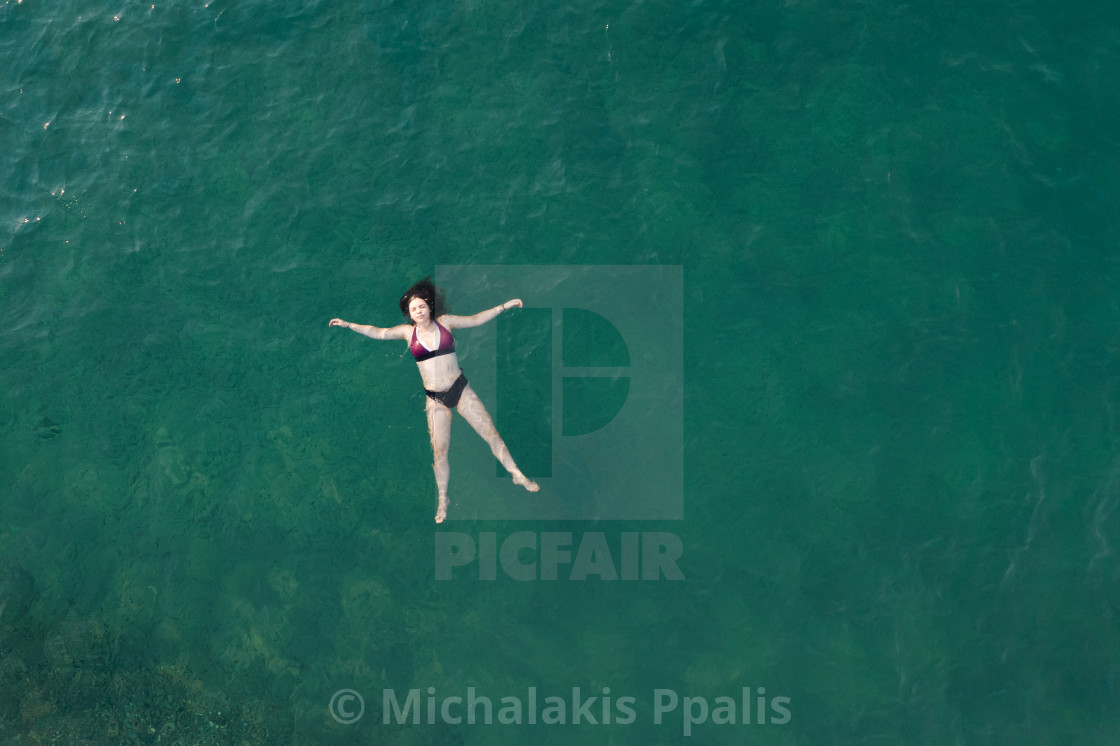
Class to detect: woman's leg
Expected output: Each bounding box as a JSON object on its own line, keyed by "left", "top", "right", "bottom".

{"left": 455, "top": 386, "right": 540, "bottom": 492}
{"left": 426, "top": 397, "right": 453, "bottom": 522}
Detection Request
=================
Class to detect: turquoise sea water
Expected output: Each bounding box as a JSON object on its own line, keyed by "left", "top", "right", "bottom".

{"left": 3, "top": 0, "right": 1120, "bottom": 743}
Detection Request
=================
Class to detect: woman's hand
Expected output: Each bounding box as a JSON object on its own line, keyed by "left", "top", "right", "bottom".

{"left": 502, "top": 299, "right": 523, "bottom": 311}
{"left": 329, "top": 318, "right": 350, "bottom": 328}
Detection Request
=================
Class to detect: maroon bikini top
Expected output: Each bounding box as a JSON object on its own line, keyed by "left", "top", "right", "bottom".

{"left": 409, "top": 321, "right": 455, "bottom": 361}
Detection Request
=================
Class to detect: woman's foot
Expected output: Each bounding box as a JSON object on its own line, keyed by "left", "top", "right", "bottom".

{"left": 512, "top": 472, "right": 540, "bottom": 492}
{"left": 435, "top": 494, "right": 449, "bottom": 523}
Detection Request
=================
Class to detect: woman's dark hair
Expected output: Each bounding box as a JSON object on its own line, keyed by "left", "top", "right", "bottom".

{"left": 398, "top": 277, "right": 447, "bottom": 321}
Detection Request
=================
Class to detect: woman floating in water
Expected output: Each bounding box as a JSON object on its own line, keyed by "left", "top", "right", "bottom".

{"left": 329, "top": 278, "right": 540, "bottom": 523}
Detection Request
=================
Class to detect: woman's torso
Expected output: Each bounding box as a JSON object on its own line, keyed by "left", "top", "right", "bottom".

{"left": 410, "top": 319, "right": 461, "bottom": 391}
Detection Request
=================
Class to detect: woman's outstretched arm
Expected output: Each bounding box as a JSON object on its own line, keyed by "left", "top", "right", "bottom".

{"left": 328, "top": 318, "right": 411, "bottom": 340}
{"left": 440, "top": 299, "right": 523, "bottom": 330}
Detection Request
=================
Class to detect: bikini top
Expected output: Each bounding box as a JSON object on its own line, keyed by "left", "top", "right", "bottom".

{"left": 409, "top": 321, "right": 455, "bottom": 361}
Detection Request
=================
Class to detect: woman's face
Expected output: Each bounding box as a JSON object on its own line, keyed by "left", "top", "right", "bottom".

{"left": 408, "top": 297, "right": 431, "bottom": 325}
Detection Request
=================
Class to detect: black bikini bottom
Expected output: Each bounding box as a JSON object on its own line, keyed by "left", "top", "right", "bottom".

{"left": 426, "top": 371, "right": 468, "bottom": 408}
